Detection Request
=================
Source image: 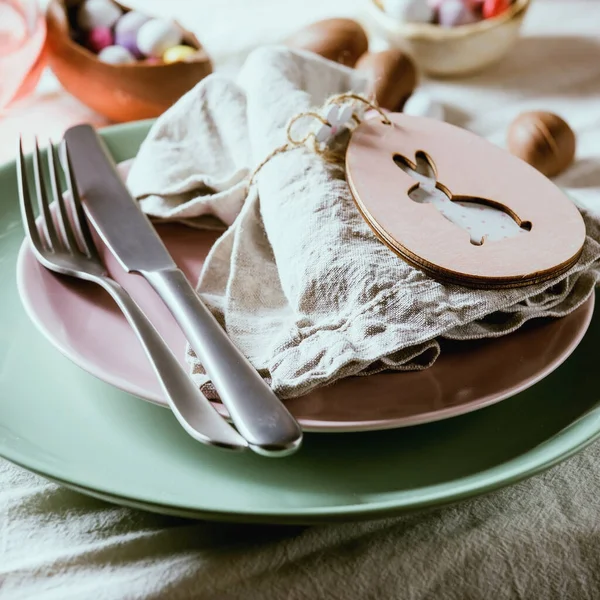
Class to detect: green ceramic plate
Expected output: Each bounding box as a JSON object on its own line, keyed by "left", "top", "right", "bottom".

{"left": 1, "top": 121, "right": 600, "bottom": 524}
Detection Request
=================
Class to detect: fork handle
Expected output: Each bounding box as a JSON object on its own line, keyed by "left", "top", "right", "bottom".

{"left": 140, "top": 268, "right": 303, "bottom": 457}
{"left": 96, "top": 277, "right": 248, "bottom": 451}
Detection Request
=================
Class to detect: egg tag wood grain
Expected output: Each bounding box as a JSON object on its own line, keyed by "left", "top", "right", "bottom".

{"left": 345, "top": 112, "right": 586, "bottom": 288}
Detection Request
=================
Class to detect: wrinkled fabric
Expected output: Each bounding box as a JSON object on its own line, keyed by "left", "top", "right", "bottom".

{"left": 3, "top": 443, "right": 600, "bottom": 600}
{"left": 128, "top": 46, "right": 600, "bottom": 399}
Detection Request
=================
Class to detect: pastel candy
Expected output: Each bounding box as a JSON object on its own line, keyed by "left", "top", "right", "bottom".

{"left": 87, "top": 26, "right": 113, "bottom": 53}
{"left": 382, "top": 0, "right": 434, "bottom": 23}
{"left": 114, "top": 11, "right": 150, "bottom": 57}
{"left": 77, "top": 0, "right": 122, "bottom": 31}
{"left": 482, "top": 0, "right": 511, "bottom": 19}
{"left": 403, "top": 90, "right": 444, "bottom": 120}
{"left": 438, "top": 0, "right": 479, "bottom": 26}
{"left": 162, "top": 45, "right": 196, "bottom": 64}
{"left": 136, "top": 19, "right": 182, "bottom": 58}
{"left": 97, "top": 45, "right": 136, "bottom": 64}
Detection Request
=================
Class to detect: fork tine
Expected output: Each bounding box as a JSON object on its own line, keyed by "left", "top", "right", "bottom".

{"left": 33, "top": 138, "right": 61, "bottom": 252}
{"left": 17, "top": 138, "right": 43, "bottom": 253}
{"left": 48, "top": 141, "right": 78, "bottom": 253}
{"left": 62, "top": 142, "right": 101, "bottom": 261}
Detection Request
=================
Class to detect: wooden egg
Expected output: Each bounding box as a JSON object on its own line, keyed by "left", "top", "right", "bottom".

{"left": 46, "top": 0, "right": 212, "bottom": 122}
{"left": 507, "top": 111, "right": 576, "bottom": 178}
{"left": 285, "top": 18, "right": 369, "bottom": 67}
{"left": 346, "top": 113, "right": 585, "bottom": 288}
{"left": 355, "top": 49, "right": 417, "bottom": 111}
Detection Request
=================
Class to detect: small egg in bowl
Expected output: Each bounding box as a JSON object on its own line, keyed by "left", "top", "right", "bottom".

{"left": 45, "top": 0, "right": 212, "bottom": 122}
{"left": 364, "top": 0, "right": 531, "bottom": 77}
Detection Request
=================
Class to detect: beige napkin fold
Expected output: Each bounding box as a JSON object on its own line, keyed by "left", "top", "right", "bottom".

{"left": 127, "top": 46, "right": 600, "bottom": 399}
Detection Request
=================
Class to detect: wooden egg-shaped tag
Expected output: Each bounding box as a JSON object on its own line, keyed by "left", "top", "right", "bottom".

{"left": 345, "top": 113, "right": 586, "bottom": 288}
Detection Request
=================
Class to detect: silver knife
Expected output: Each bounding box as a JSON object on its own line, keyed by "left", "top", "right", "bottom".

{"left": 63, "top": 124, "right": 303, "bottom": 457}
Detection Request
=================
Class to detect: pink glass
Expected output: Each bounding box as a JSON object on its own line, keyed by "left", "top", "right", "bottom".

{"left": 0, "top": 0, "right": 47, "bottom": 111}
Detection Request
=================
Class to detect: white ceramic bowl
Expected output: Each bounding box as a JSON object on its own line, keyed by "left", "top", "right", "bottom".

{"left": 364, "top": 0, "right": 531, "bottom": 77}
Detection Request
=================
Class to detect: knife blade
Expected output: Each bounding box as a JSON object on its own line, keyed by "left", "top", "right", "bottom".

{"left": 64, "top": 124, "right": 303, "bottom": 457}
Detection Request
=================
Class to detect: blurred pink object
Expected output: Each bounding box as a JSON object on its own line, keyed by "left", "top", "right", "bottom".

{"left": 86, "top": 26, "right": 113, "bottom": 53}
{"left": 0, "top": 0, "right": 47, "bottom": 111}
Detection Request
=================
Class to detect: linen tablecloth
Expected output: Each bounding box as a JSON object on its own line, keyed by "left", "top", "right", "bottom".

{"left": 2, "top": 1, "right": 600, "bottom": 598}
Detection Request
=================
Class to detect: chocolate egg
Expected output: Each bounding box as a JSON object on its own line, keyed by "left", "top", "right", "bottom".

{"left": 507, "top": 111, "right": 576, "bottom": 178}
{"left": 77, "top": 0, "right": 122, "bottom": 31}
{"left": 136, "top": 19, "right": 182, "bottom": 58}
{"left": 355, "top": 49, "right": 417, "bottom": 111}
{"left": 285, "top": 18, "right": 368, "bottom": 67}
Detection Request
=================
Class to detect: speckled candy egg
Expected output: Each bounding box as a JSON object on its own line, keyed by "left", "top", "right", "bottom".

{"left": 438, "top": 0, "right": 479, "bottom": 27}
{"left": 482, "top": 0, "right": 511, "bottom": 19}
{"left": 77, "top": 0, "right": 122, "bottom": 31}
{"left": 163, "top": 45, "right": 196, "bottom": 64}
{"left": 114, "top": 11, "right": 150, "bottom": 58}
{"left": 382, "top": 0, "right": 434, "bottom": 23}
{"left": 97, "top": 45, "right": 136, "bottom": 64}
{"left": 86, "top": 26, "right": 113, "bottom": 53}
{"left": 136, "top": 19, "right": 182, "bottom": 58}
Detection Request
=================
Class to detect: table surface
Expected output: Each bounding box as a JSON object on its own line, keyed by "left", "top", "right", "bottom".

{"left": 3, "top": 1, "right": 600, "bottom": 598}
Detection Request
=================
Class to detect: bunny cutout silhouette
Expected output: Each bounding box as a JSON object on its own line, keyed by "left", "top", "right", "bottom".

{"left": 394, "top": 152, "right": 532, "bottom": 246}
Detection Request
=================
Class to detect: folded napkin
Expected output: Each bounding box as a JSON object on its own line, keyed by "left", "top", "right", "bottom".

{"left": 127, "top": 46, "right": 600, "bottom": 399}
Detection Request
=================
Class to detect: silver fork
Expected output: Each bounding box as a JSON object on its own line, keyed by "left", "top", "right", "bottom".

{"left": 17, "top": 138, "right": 248, "bottom": 452}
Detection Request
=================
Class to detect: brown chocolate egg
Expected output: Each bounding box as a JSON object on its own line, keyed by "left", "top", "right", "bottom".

{"left": 285, "top": 18, "right": 368, "bottom": 67}
{"left": 507, "top": 111, "right": 576, "bottom": 178}
{"left": 355, "top": 49, "right": 417, "bottom": 111}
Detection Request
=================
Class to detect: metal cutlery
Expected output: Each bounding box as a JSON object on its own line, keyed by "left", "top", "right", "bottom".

{"left": 63, "top": 124, "right": 303, "bottom": 457}
{"left": 17, "top": 138, "right": 248, "bottom": 452}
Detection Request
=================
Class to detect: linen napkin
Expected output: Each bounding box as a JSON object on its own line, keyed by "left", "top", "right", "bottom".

{"left": 127, "top": 46, "right": 600, "bottom": 399}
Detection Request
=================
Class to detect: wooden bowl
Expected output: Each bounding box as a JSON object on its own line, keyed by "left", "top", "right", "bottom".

{"left": 45, "top": 0, "right": 212, "bottom": 122}
{"left": 363, "top": 0, "right": 531, "bottom": 77}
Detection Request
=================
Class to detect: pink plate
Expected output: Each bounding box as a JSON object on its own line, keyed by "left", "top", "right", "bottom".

{"left": 15, "top": 165, "right": 595, "bottom": 432}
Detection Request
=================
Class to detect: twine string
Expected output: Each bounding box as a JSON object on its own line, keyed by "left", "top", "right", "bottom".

{"left": 247, "top": 93, "right": 391, "bottom": 190}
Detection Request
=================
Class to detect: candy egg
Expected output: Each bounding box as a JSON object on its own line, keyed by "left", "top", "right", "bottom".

{"left": 114, "top": 11, "right": 150, "bottom": 58}
{"left": 136, "top": 19, "right": 182, "bottom": 58}
{"left": 86, "top": 26, "right": 113, "bottom": 53}
{"left": 402, "top": 90, "right": 444, "bottom": 120}
{"left": 285, "top": 19, "right": 368, "bottom": 68}
{"left": 355, "top": 49, "right": 417, "bottom": 111}
{"left": 162, "top": 45, "right": 197, "bottom": 64}
{"left": 507, "top": 111, "right": 576, "bottom": 177}
{"left": 482, "top": 0, "right": 511, "bottom": 19}
{"left": 382, "top": 0, "right": 434, "bottom": 23}
{"left": 77, "top": 0, "right": 122, "bottom": 31}
{"left": 438, "top": 0, "right": 479, "bottom": 27}
{"left": 97, "top": 45, "right": 136, "bottom": 64}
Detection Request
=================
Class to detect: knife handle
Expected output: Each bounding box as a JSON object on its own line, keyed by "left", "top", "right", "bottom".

{"left": 141, "top": 268, "right": 303, "bottom": 456}
{"left": 98, "top": 277, "right": 248, "bottom": 451}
